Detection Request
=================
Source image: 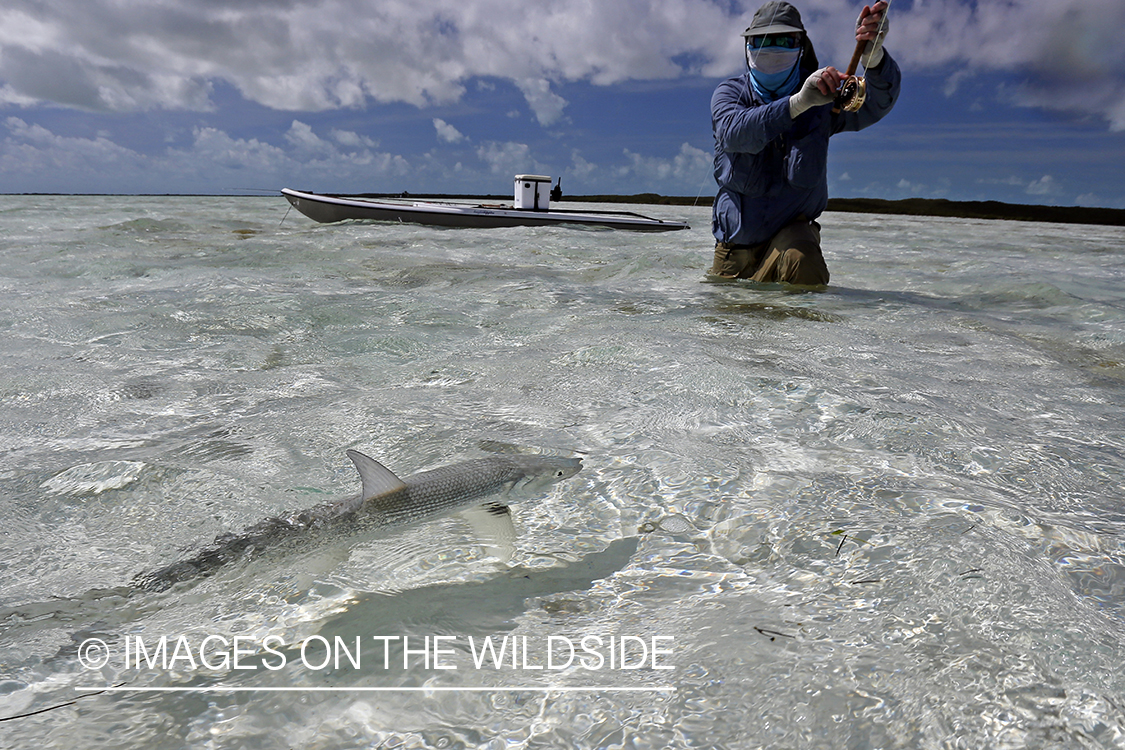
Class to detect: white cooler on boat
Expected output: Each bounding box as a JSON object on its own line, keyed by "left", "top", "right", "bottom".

{"left": 514, "top": 174, "right": 551, "bottom": 211}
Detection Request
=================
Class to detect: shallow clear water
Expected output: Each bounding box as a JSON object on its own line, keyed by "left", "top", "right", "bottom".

{"left": 1, "top": 196, "right": 1123, "bottom": 748}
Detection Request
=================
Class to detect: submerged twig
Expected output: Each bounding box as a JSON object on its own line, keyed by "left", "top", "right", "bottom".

{"left": 754, "top": 626, "right": 796, "bottom": 642}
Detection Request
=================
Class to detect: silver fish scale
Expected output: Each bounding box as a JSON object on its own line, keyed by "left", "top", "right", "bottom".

{"left": 399, "top": 457, "right": 521, "bottom": 518}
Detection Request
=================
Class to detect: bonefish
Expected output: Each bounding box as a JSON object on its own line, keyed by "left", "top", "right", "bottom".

{"left": 138, "top": 450, "right": 582, "bottom": 590}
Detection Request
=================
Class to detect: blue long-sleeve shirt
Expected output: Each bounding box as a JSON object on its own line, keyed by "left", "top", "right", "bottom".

{"left": 711, "top": 52, "right": 901, "bottom": 245}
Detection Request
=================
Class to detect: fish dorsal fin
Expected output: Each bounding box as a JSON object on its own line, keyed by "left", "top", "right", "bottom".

{"left": 347, "top": 450, "right": 407, "bottom": 501}
{"left": 460, "top": 501, "right": 517, "bottom": 563}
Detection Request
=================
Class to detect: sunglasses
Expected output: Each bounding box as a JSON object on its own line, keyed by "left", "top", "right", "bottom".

{"left": 747, "top": 34, "right": 801, "bottom": 50}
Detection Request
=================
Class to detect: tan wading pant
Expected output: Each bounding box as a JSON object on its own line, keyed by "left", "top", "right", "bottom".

{"left": 710, "top": 219, "right": 829, "bottom": 286}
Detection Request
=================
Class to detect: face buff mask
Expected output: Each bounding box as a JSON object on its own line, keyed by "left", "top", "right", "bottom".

{"left": 747, "top": 46, "right": 802, "bottom": 102}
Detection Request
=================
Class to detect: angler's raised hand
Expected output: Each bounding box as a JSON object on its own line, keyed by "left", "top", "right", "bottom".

{"left": 856, "top": 1, "right": 889, "bottom": 68}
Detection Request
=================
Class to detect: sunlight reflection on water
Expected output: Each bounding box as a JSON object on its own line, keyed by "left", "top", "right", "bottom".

{"left": 1, "top": 197, "right": 1123, "bottom": 747}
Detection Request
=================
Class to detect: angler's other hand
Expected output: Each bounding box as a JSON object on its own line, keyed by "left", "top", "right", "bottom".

{"left": 789, "top": 67, "right": 842, "bottom": 118}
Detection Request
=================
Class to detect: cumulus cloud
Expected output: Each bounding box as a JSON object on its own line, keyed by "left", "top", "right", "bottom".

{"left": 476, "top": 140, "right": 538, "bottom": 175}
{"left": 878, "top": 0, "right": 1125, "bottom": 129}
{"left": 515, "top": 78, "right": 569, "bottom": 126}
{"left": 896, "top": 178, "right": 925, "bottom": 195}
{"left": 978, "top": 175, "right": 1030, "bottom": 187}
{"left": 0, "top": 117, "right": 409, "bottom": 192}
{"left": 1, "top": 112, "right": 711, "bottom": 195}
{"left": 978, "top": 173, "right": 1061, "bottom": 197}
{"left": 192, "top": 126, "right": 288, "bottom": 172}
{"left": 619, "top": 142, "right": 712, "bottom": 186}
{"left": 0, "top": 83, "right": 40, "bottom": 107}
{"left": 570, "top": 150, "right": 597, "bottom": 180}
{"left": 0, "top": 0, "right": 735, "bottom": 121}
{"left": 1025, "top": 174, "right": 1058, "bottom": 196}
{"left": 1, "top": 0, "right": 1123, "bottom": 129}
{"left": 331, "top": 128, "right": 378, "bottom": 148}
{"left": 433, "top": 118, "right": 466, "bottom": 143}
{"left": 2, "top": 115, "right": 155, "bottom": 172}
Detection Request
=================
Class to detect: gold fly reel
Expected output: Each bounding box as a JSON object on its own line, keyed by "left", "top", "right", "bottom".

{"left": 835, "top": 75, "right": 866, "bottom": 112}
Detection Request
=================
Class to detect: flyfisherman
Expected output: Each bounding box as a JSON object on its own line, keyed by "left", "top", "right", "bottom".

{"left": 709, "top": 1, "right": 900, "bottom": 285}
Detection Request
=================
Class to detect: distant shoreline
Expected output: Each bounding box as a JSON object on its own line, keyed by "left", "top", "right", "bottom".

{"left": 565, "top": 194, "right": 1125, "bottom": 227}
{"left": 822, "top": 197, "right": 1125, "bottom": 228}
{"left": 5, "top": 192, "right": 1123, "bottom": 227}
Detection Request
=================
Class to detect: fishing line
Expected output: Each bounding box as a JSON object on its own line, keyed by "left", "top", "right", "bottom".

{"left": 0, "top": 683, "right": 126, "bottom": 723}
{"left": 692, "top": 169, "right": 712, "bottom": 208}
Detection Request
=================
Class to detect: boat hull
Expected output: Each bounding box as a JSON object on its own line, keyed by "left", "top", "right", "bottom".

{"left": 281, "top": 189, "right": 690, "bottom": 232}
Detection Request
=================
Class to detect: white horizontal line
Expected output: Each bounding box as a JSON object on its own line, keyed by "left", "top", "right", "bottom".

{"left": 76, "top": 685, "right": 675, "bottom": 693}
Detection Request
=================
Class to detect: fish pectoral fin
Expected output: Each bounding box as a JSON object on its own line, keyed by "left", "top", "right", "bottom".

{"left": 459, "top": 502, "right": 517, "bottom": 563}
{"left": 347, "top": 449, "right": 408, "bottom": 501}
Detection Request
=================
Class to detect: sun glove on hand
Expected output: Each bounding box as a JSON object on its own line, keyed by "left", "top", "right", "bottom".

{"left": 858, "top": 7, "right": 889, "bottom": 69}
{"left": 789, "top": 68, "right": 836, "bottom": 118}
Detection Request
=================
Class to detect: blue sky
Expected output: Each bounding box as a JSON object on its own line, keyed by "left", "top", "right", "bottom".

{"left": 2, "top": 0, "right": 1124, "bottom": 207}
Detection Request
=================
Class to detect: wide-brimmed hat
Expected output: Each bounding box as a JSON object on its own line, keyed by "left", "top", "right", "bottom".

{"left": 742, "top": 1, "right": 805, "bottom": 37}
